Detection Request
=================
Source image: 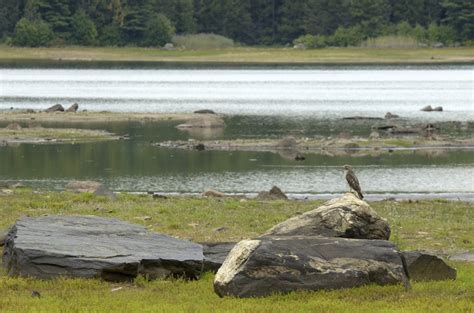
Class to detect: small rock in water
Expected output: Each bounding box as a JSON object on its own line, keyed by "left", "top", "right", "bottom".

{"left": 65, "top": 103, "right": 79, "bottom": 112}
{"left": 194, "top": 143, "right": 205, "bottom": 151}
{"left": 45, "top": 104, "right": 65, "bottom": 113}
{"left": 194, "top": 109, "right": 215, "bottom": 114}
{"left": 385, "top": 112, "right": 399, "bottom": 119}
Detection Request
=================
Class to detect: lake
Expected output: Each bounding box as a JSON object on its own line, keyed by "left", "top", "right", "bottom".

{"left": 1, "top": 64, "right": 473, "bottom": 199}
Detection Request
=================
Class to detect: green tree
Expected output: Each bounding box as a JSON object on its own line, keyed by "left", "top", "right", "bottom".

{"left": 12, "top": 17, "right": 54, "bottom": 46}
{"left": 442, "top": 0, "right": 474, "bottom": 40}
{"left": 98, "top": 24, "right": 122, "bottom": 46}
{"left": 70, "top": 10, "right": 97, "bottom": 45}
{"left": 36, "top": 0, "right": 73, "bottom": 36}
{"left": 304, "top": 0, "right": 350, "bottom": 36}
{"left": 279, "top": 0, "right": 306, "bottom": 44}
{"left": 0, "top": 0, "right": 23, "bottom": 38}
{"left": 350, "top": 0, "right": 391, "bottom": 37}
{"left": 143, "top": 13, "right": 175, "bottom": 46}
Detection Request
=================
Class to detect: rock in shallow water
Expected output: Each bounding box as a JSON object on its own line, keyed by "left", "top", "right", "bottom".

{"left": 214, "top": 236, "right": 409, "bottom": 298}
{"left": 263, "top": 193, "right": 390, "bottom": 240}
{"left": 2, "top": 216, "right": 204, "bottom": 281}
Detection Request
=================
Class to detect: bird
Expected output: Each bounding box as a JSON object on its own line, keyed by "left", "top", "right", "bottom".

{"left": 343, "top": 164, "right": 364, "bottom": 199}
{"left": 31, "top": 290, "right": 41, "bottom": 298}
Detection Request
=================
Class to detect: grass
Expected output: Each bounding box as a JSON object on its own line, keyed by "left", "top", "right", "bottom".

{"left": 0, "top": 190, "right": 473, "bottom": 312}
{"left": 0, "top": 126, "right": 118, "bottom": 144}
{"left": 172, "top": 33, "right": 235, "bottom": 49}
{"left": 0, "top": 45, "right": 473, "bottom": 64}
{"left": 361, "top": 36, "right": 421, "bottom": 49}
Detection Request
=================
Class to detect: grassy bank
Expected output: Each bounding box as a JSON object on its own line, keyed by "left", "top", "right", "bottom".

{"left": 0, "top": 126, "right": 119, "bottom": 144}
{"left": 0, "top": 112, "right": 195, "bottom": 124}
{"left": 0, "top": 46, "right": 473, "bottom": 64}
{"left": 0, "top": 190, "right": 472, "bottom": 312}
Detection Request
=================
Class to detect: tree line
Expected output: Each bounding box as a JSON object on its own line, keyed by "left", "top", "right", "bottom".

{"left": 0, "top": 0, "right": 472, "bottom": 47}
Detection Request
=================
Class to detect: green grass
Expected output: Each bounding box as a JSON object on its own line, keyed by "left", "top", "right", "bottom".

{"left": 0, "top": 190, "right": 473, "bottom": 312}
{"left": 0, "top": 45, "right": 473, "bottom": 64}
{"left": 0, "top": 127, "right": 118, "bottom": 143}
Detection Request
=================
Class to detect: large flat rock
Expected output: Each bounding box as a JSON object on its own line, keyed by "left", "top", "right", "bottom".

{"left": 263, "top": 193, "right": 390, "bottom": 240}
{"left": 214, "top": 236, "right": 409, "bottom": 298}
{"left": 2, "top": 216, "right": 204, "bottom": 281}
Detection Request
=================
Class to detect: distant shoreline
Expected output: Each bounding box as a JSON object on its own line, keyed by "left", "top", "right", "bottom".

{"left": 0, "top": 46, "right": 473, "bottom": 66}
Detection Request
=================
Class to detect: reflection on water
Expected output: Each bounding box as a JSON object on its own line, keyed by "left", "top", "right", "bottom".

{"left": 0, "top": 124, "right": 473, "bottom": 196}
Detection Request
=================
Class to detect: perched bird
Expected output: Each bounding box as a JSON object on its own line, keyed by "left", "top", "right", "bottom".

{"left": 31, "top": 290, "right": 41, "bottom": 298}
{"left": 343, "top": 165, "right": 364, "bottom": 199}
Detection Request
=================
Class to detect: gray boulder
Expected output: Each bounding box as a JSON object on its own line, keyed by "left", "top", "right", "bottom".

{"left": 214, "top": 236, "right": 409, "bottom": 298}
{"left": 256, "top": 186, "right": 288, "bottom": 200}
{"left": 432, "top": 106, "right": 443, "bottom": 112}
{"left": 421, "top": 105, "right": 433, "bottom": 112}
{"left": 402, "top": 251, "right": 456, "bottom": 281}
{"left": 202, "top": 242, "right": 237, "bottom": 272}
{"left": 65, "top": 103, "right": 79, "bottom": 112}
{"left": 2, "top": 216, "right": 204, "bottom": 281}
{"left": 45, "top": 104, "right": 64, "bottom": 112}
{"left": 263, "top": 193, "right": 390, "bottom": 240}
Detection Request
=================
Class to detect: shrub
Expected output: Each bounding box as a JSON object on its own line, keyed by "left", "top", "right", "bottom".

{"left": 143, "top": 14, "right": 175, "bottom": 47}
{"left": 427, "top": 23, "right": 456, "bottom": 45}
{"left": 12, "top": 18, "right": 54, "bottom": 47}
{"left": 172, "top": 33, "right": 234, "bottom": 49}
{"left": 330, "top": 26, "right": 364, "bottom": 47}
{"left": 293, "top": 34, "right": 327, "bottom": 48}
{"left": 361, "top": 35, "right": 420, "bottom": 48}
{"left": 70, "top": 10, "right": 97, "bottom": 45}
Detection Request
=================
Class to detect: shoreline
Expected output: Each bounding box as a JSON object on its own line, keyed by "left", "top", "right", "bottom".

{"left": 0, "top": 111, "right": 196, "bottom": 123}
{"left": 0, "top": 46, "right": 473, "bottom": 66}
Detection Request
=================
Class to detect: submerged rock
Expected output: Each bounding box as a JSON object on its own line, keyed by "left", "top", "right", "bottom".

{"left": 176, "top": 116, "right": 225, "bottom": 129}
{"left": 214, "top": 236, "right": 409, "bottom": 298}
{"left": 402, "top": 251, "right": 456, "bottom": 281}
{"left": 2, "top": 216, "right": 204, "bottom": 281}
{"left": 263, "top": 193, "right": 390, "bottom": 240}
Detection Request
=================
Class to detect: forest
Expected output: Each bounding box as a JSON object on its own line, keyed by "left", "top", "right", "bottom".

{"left": 0, "top": 0, "right": 472, "bottom": 48}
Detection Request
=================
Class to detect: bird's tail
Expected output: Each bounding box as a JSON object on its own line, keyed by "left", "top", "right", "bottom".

{"left": 357, "top": 191, "right": 364, "bottom": 199}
